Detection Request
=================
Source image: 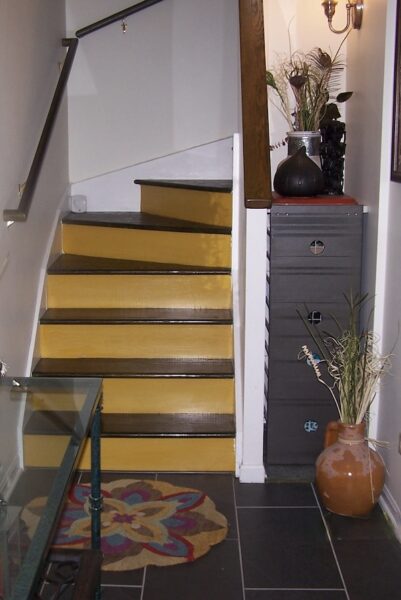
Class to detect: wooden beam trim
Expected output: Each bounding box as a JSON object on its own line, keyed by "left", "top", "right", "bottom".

{"left": 239, "top": 0, "right": 272, "bottom": 209}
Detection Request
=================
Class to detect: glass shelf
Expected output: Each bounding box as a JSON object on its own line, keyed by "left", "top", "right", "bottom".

{"left": 0, "top": 377, "right": 102, "bottom": 600}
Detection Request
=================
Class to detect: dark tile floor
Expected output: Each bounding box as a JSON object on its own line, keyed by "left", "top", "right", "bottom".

{"left": 76, "top": 470, "right": 401, "bottom": 600}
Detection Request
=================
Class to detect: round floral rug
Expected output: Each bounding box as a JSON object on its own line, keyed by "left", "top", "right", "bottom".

{"left": 22, "top": 479, "right": 228, "bottom": 571}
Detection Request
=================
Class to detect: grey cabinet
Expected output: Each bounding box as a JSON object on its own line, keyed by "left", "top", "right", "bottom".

{"left": 266, "top": 202, "right": 363, "bottom": 465}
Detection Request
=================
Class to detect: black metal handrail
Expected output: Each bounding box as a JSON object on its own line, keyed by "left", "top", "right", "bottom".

{"left": 5, "top": 0, "right": 269, "bottom": 221}
{"left": 3, "top": 38, "right": 79, "bottom": 223}
{"left": 76, "top": 0, "right": 165, "bottom": 38}
{"left": 3, "top": 2, "right": 164, "bottom": 223}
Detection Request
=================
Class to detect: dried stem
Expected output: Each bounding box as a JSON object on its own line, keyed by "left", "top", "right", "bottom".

{"left": 298, "top": 294, "right": 392, "bottom": 425}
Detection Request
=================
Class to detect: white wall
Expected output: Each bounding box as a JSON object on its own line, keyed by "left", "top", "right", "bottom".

{"left": 70, "top": 137, "right": 234, "bottom": 212}
{"left": 0, "top": 1, "right": 69, "bottom": 374}
{"left": 346, "top": 0, "right": 388, "bottom": 300}
{"left": 346, "top": 0, "right": 401, "bottom": 510}
{"left": 344, "top": 0, "right": 389, "bottom": 441}
{"left": 349, "top": 0, "right": 401, "bottom": 536}
{"left": 66, "top": 0, "right": 240, "bottom": 183}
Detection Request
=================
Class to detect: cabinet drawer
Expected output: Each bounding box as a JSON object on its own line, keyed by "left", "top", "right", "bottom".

{"left": 271, "top": 206, "right": 363, "bottom": 258}
{"left": 266, "top": 399, "right": 338, "bottom": 465}
{"left": 268, "top": 357, "right": 332, "bottom": 402}
{"left": 270, "top": 258, "right": 361, "bottom": 303}
{"left": 269, "top": 301, "right": 349, "bottom": 361}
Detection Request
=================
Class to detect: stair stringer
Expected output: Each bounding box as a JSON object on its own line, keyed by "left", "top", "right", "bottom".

{"left": 231, "top": 133, "right": 245, "bottom": 476}
{"left": 27, "top": 189, "right": 71, "bottom": 376}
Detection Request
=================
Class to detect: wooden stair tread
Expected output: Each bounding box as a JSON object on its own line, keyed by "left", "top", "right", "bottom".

{"left": 63, "top": 211, "right": 231, "bottom": 235}
{"left": 24, "top": 411, "right": 235, "bottom": 437}
{"left": 134, "top": 179, "right": 233, "bottom": 192}
{"left": 104, "top": 413, "right": 235, "bottom": 436}
{"left": 105, "top": 413, "right": 235, "bottom": 436}
{"left": 41, "top": 308, "right": 233, "bottom": 324}
{"left": 33, "top": 358, "right": 234, "bottom": 378}
{"left": 48, "top": 254, "right": 230, "bottom": 275}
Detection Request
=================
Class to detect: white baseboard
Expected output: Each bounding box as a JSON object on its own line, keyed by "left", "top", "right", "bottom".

{"left": 239, "top": 464, "right": 266, "bottom": 483}
{"left": 380, "top": 484, "right": 401, "bottom": 542}
{"left": 235, "top": 431, "right": 243, "bottom": 478}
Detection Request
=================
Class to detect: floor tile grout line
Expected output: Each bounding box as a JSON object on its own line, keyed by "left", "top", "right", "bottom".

{"left": 140, "top": 565, "right": 147, "bottom": 600}
{"left": 244, "top": 587, "right": 347, "bottom": 592}
{"left": 101, "top": 584, "right": 143, "bottom": 589}
{"left": 232, "top": 476, "right": 246, "bottom": 600}
{"left": 311, "top": 483, "right": 350, "bottom": 600}
{"left": 237, "top": 505, "right": 318, "bottom": 509}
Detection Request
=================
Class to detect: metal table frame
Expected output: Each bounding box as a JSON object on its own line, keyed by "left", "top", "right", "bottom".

{"left": 0, "top": 377, "right": 102, "bottom": 600}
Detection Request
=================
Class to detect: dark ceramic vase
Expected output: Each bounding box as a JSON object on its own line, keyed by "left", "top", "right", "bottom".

{"left": 274, "top": 147, "right": 324, "bottom": 197}
{"left": 316, "top": 421, "right": 385, "bottom": 517}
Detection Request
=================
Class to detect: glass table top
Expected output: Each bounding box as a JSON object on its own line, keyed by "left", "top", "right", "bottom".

{"left": 0, "top": 377, "right": 102, "bottom": 600}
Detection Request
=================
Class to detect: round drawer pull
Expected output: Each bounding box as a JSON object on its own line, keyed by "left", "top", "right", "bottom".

{"left": 309, "top": 240, "right": 325, "bottom": 255}
{"left": 308, "top": 311, "right": 322, "bottom": 325}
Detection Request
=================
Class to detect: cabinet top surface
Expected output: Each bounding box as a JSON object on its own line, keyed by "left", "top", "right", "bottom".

{"left": 272, "top": 193, "right": 358, "bottom": 206}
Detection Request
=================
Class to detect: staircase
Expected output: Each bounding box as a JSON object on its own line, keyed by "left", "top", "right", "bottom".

{"left": 32, "top": 180, "right": 236, "bottom": 472}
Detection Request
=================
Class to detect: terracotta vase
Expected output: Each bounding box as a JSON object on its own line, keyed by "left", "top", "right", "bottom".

{"left": 315, "top": 421, "right": 385, "bottom": 517}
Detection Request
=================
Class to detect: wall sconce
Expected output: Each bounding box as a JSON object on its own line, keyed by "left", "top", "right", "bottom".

{"left": 321, "top": 1, "right": 364, "bottom": 34}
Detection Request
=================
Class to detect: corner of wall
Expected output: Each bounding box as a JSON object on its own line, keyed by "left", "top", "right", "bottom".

{"left": 380, "top": 485, "right": 401, "bottom": 543}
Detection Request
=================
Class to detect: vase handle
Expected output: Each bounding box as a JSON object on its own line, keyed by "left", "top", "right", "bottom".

{"left": 324, "top": 421, "right": 339, "bottom": 448}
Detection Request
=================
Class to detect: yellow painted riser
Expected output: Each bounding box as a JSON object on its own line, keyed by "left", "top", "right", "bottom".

{"left": 102, "top": 378, "right": 235, "bottom": 414}
{"left": 24, "top": 436, "right": 235, "bottom": 472}
{"left": 140, "top": 186, "right": 232, "bottom": 228}
{"left": 39, "top": 324, "right": 233, "bottom": 359}
{"left": 30, "top": 379, "right": 235, "bottom": 414}
{"left": 62, "top": 225, "right": 231, "bottom": 269}
{"left": 30, "top": 392, "right": 86, "bottom": 411}
{"left": 46, "top": 275, "right": 232, "bottom": 309}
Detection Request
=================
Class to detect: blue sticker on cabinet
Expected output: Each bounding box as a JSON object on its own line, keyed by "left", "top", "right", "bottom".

{"left": 304, "top": 420, "right": 319, "bottom": 433}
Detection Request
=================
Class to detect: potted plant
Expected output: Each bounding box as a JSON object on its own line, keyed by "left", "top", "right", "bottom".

{"left": 298, "top": 293, "right": 391, "bottom": 517}
{"left": 266, "top": 38, "right": 351, "bottom": 164}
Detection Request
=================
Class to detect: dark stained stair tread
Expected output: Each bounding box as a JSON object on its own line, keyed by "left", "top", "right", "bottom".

{"left": 24, "top": 411, "right": 235, "bottom": 437}
{"left": 40, "top": 308, "right": 233, "bottom": 324}
{"left": 134, "top": 179, "right": 233, "bottom": 193}
{"left": 103, "top": 413, "right": 235, "bottom": 436}
{"left": 62, "top": 211, "right": 231, "bottom": 234}
{"left": 33, "top": 358, "right": 234, "bottom": 378}
{"left": 48, "top": 254, "right": 230, "bottom": 275}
